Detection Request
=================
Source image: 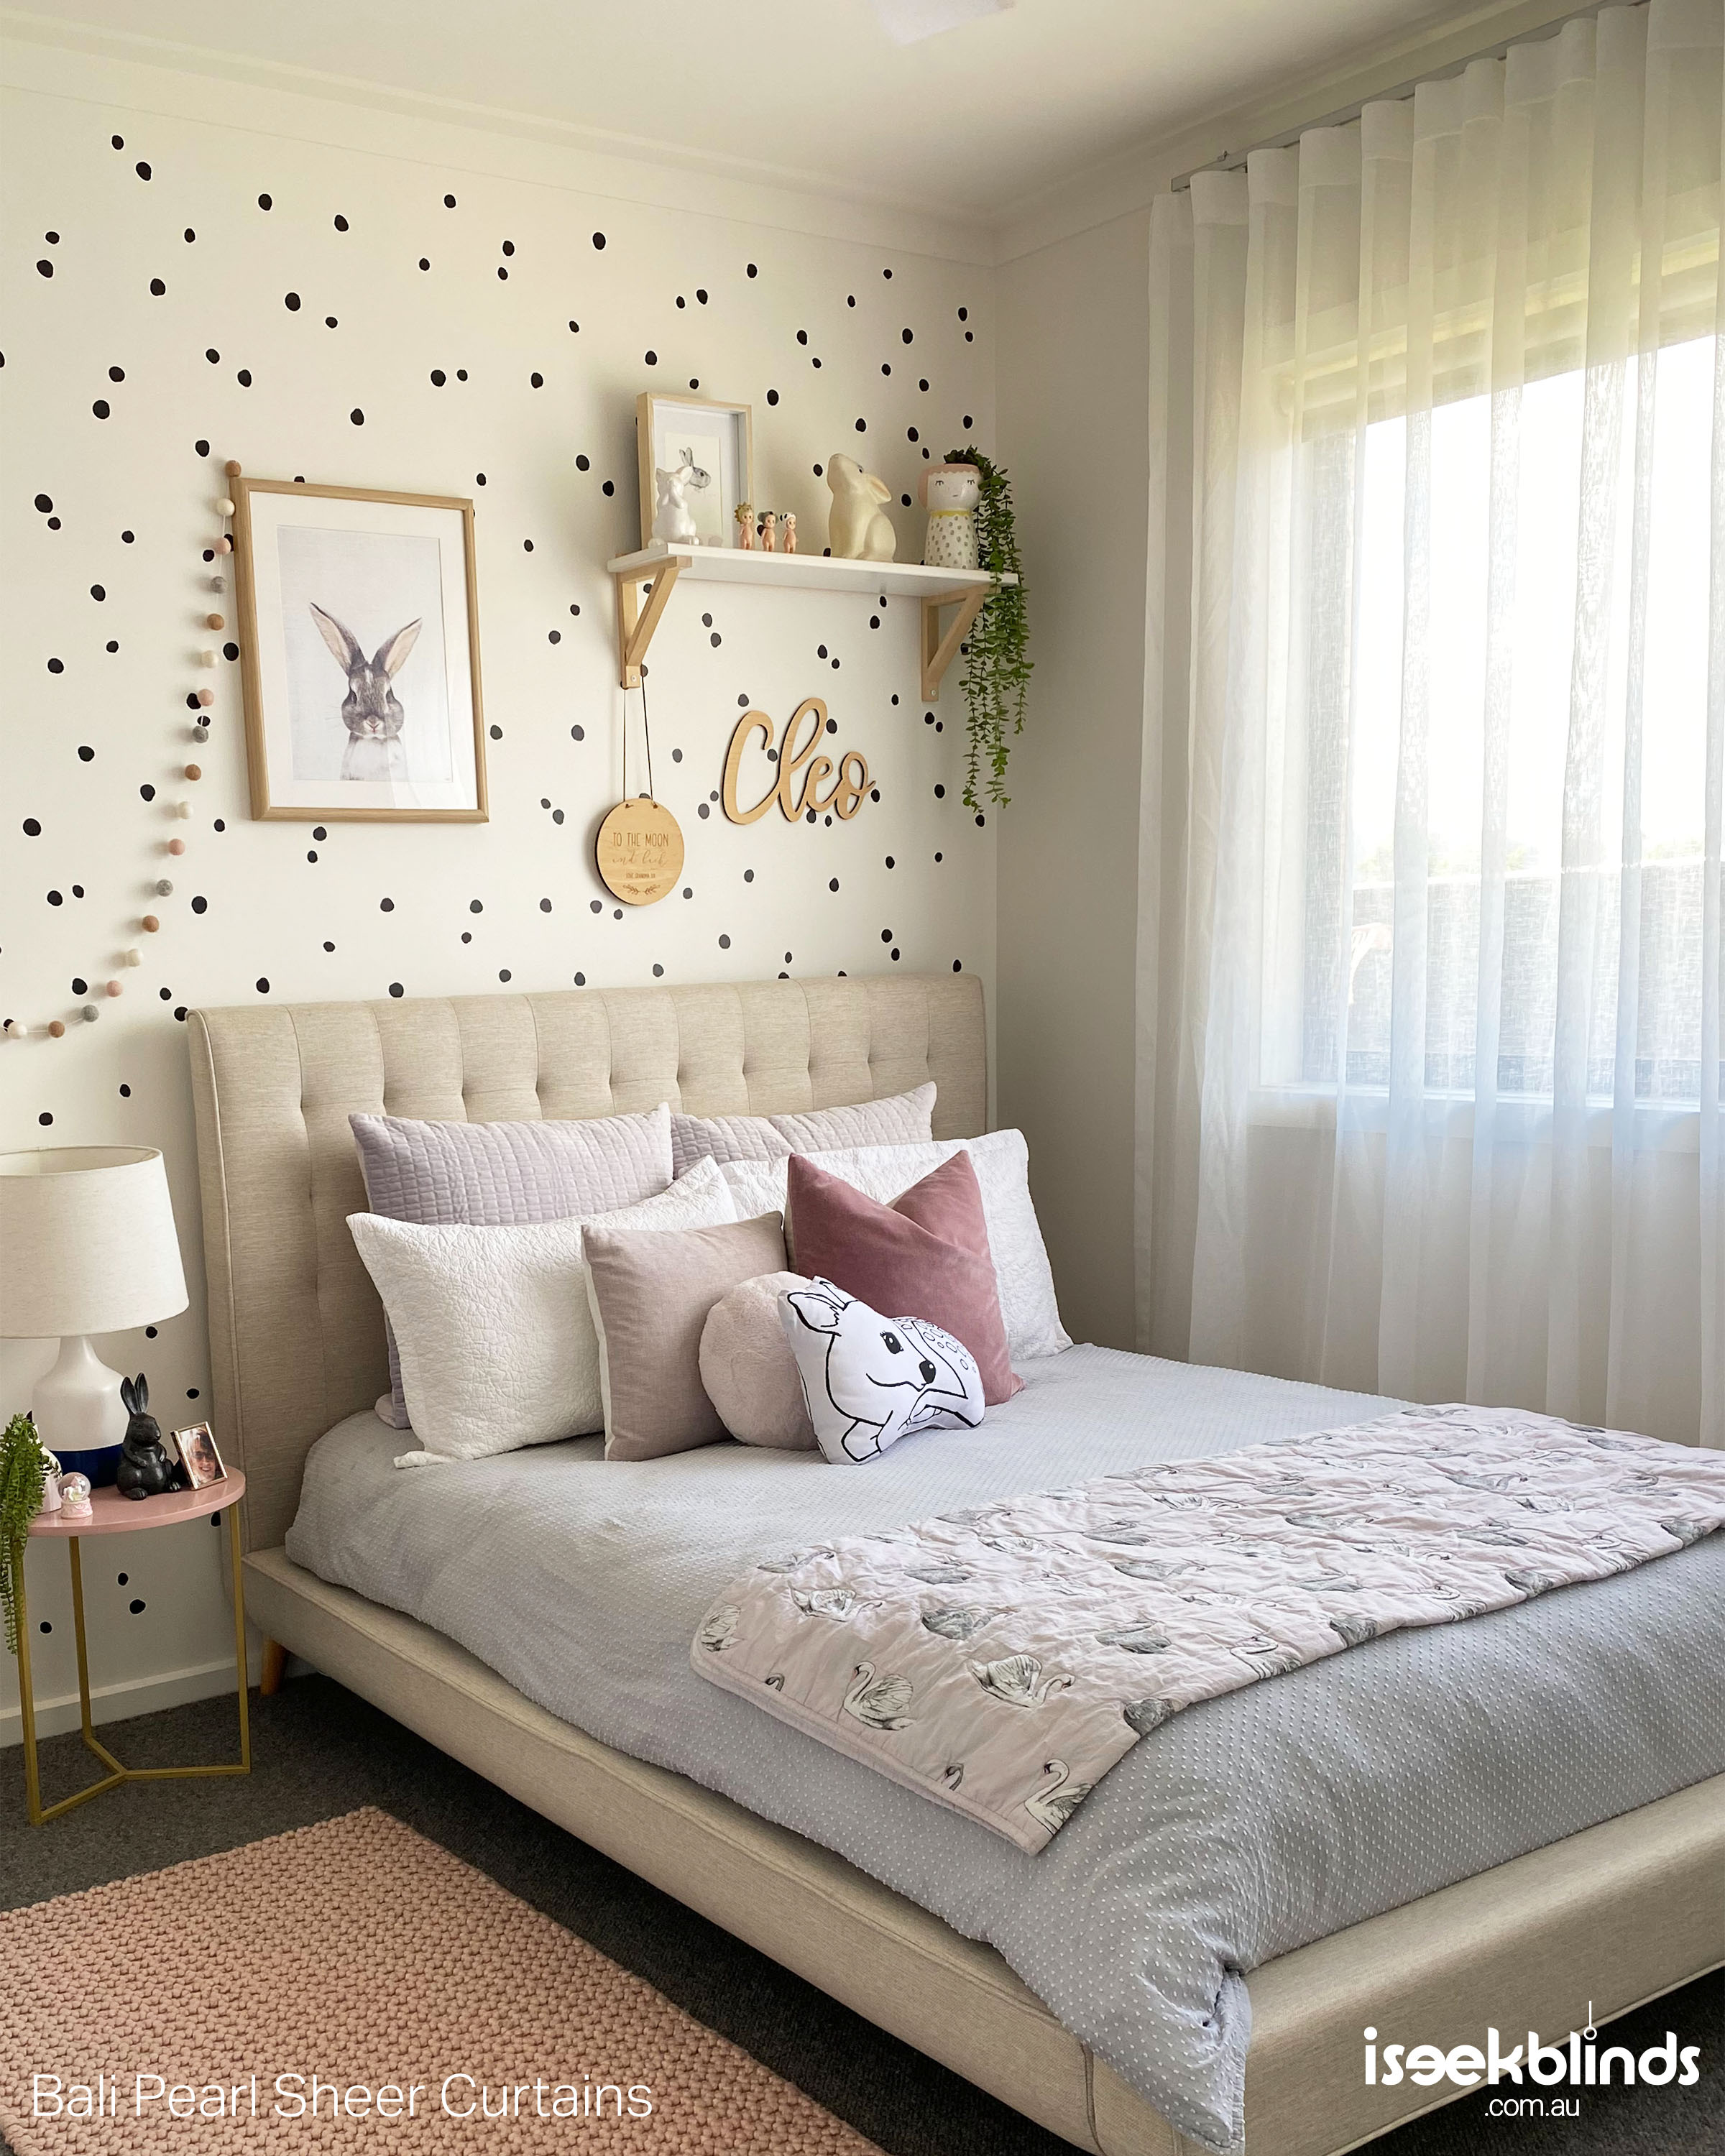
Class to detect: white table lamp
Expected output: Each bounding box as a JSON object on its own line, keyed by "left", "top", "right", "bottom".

{"left": 0, "top": 1147, "right": 189, "bottom": 1484}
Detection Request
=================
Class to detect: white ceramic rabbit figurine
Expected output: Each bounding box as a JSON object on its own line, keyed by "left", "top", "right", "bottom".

{"left": 310, "top": 604, "right": 420, "bottom": 783}
{"left": 825, "top": 453, "right": 896, "bottom": 561}
{"left": 653, "top": 450, "right": 709, "bottom": 544}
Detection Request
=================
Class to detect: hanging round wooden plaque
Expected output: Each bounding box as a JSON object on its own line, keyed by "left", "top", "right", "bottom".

{"left": 595, "top": 795, "right": 684, "bottom": 906}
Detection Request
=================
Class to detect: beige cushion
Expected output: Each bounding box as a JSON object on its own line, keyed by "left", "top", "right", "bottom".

{"left": 586, "top": 1213, "right": 789, "bottom": 1460}
{"left": 700, "top": 1271, "right": 818, "bottom": 1451}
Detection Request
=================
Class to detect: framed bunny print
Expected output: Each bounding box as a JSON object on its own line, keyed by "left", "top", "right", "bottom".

{"left": 232, "top": 478, "right": 488, "bottom": 821}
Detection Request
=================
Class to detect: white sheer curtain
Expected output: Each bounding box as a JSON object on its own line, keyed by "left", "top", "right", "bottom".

{"left": 1141, "top": 1, "right": 1724, "bottom": 1446}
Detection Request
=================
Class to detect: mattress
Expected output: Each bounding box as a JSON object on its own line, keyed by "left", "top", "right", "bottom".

{"left": 285, "top": 1345, "right": 1725, "bottom": 2155}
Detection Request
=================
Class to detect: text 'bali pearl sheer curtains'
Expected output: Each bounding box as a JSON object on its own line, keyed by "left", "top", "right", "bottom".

{"left": 1141, "top": 2, "right": 1724, "bottom": 1446}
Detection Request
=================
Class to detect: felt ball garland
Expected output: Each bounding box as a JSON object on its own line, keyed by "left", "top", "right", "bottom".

{"left": 3, "top": 462, "right": 238, "bottom": 1044}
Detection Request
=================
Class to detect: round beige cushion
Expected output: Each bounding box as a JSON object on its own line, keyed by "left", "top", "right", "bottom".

{"left": 699, "top": 1270, "right": 817, "bottom": 1450}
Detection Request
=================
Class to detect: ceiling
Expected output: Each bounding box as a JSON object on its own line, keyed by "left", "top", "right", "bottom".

{"left": 6, "top": 0, "right": 1456, "bottom": 219}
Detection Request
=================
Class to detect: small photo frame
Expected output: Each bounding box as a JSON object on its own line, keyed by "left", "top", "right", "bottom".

{"left": 636, "top": 394, "right": 753, "bottom": 550}
{"left": 234, "top": 477, "right": 488, "bottom": 823}
{"left": 172, "top": 1422, "right": 227, "bottom": 1491}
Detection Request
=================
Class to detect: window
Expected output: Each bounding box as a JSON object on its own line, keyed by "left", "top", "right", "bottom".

{"left": 1286, "top": 339, "right": 1714, "bottom": 1105}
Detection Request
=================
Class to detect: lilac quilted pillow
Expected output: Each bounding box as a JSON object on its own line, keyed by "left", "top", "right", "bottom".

{"left": 351, "top": 1102, "right": 673, "bottom": 1428}
{"left": 670, "top": 1082, "right": 936, "bottom": 1179}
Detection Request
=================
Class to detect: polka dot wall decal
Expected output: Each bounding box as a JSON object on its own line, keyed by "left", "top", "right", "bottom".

{"left": 185, "top": 228, "right": 196, "bottom": 242}
{"left": 34, "top": 494, "right": 51, "bottom": 512}
{"left": 120, "top": 1083, "right": 130, "bottom": 1096}
{"left": 36, "top": 259, "right": 52, "bottom": 277}
{"left": 571, "top": 724, "right": 584, "bottom": 741}
{"left": 285, "top": 292, "right": 300, "bottom": 310}
{"left": 350, "top": 408, "right": 364, "bottom": 424}
{"left": 313, "top": 826, "right": 326, "bottom": 839}
{"left": 747, "top": 264, "right": 758, "bottom": 277}
{"left": 419, "top": 258, "right": 431, "bottom": 271}
{"left": 530, "top": 372, "right": 543, "bottom": 387}
{"left": 389, "top": 982, "right": 404, "bottom": 997}
{"left": 335, "top": 213, "right": 349, "bottom": 229}
{"left": 150, "top": 278, "right": 165, "bottom": 295}
{"left": 23, "top": 819, "right": 40, "bottom": 835}
{"left": 718, "top": 934, "right": 730, "bottom": 948}
{"left": 502, "top": 240, "right": 515, "bottom": 257}
{"left": 829, "top": 878, "right": 840, "bottom": 893}
{"left": 653, "top": 964, "right": 664, "bottom": 977}
{"left": 444, "top": 193, "right": 456, "bottom": 207}
{"left": 592, "top": 231, "right": 606, "bottom": 248}
{"left": 602, "top": 480, "right": 614, "bottom": 496}
{"left": 258, "top": 194, "right": 272, "bottom": 209}
{"left": 574, "top": 971, "right": 586, "bottom": 985}
{"left": 744, "top": 868, "right": 754, "bottom": 882}
{"left": 919, "top": 378, "right": 929, "bottom": 391}
{"left": 934, "top": 784, "right": 945, "bottom": 798}
{"left": 47, "top": 658, "right": 63, "bottom": 673}
{"left": 591, "top": 900, "right": 603, "bottom": 913}
{"left": 77, "top": 745, "right": 93, "bottom": 762}
{"left": 645, "top": 351, "right": 657, "bottom": 365}
{"left": 92, "top": 400, "right": 110, "bottom": 418}
{"left": 256, "top": 978, "right": 269, "bottom": 993}
{"left": 380, "top": 896, "right": 394, "bottom": 911}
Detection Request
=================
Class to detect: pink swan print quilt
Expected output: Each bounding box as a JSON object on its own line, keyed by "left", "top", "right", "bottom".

{"left": 691, "top": 1406, "right": 1725, "bottom": 1852}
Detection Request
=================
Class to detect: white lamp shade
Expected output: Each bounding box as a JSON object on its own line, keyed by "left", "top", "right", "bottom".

{"left": 0, "top": 1146, "right": 189, "bottom": 1337}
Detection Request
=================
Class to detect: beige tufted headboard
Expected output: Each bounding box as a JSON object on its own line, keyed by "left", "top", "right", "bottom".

{"left": 188, "top": 973, "right": 985, "bottom": 1550}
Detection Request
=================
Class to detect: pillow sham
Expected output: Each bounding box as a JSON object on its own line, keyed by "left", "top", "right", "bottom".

{"left": 584, "top": 1212, "right": 789, "bottom": 1461}
{"left": 699, "top": 1271, "right": 818, "bottom": 1451}
{"left": 346, "top": 1156, "right": 735, "bottom": 1467}
{"left": 351, "top": 1102, "right": 675, "bottom": 1429}
{"left": 721, "top": 1129, "right": 1070, "bottom": 1362}
{"left": 780, "top": 1276, "right": 985, "bottom": 1465}
{"left": 669, "top": 1081, "right": 935, "bottom": 1178}
{"left": 786, "top": 1151, "right": 1019, "bottom": 1405}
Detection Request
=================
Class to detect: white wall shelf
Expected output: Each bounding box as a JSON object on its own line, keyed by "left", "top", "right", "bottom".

{"left": 606, "top": 541, "right": 1016, "bottom": 699}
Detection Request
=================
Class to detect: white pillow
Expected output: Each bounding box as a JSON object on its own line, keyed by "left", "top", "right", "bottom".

{"left": 721, "top": 1130, "right": 1070, "bottom": 1362}
{"left": 348, "top": 1156, "right": 737, "bottom": 1467}
{"left": 781, "top": 1276, "right": 985, "bottom": 1465}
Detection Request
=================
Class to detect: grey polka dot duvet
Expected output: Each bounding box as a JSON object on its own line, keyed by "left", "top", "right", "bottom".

{"left": 286, "top": 1345, "right": 1725, "bottom": 2155}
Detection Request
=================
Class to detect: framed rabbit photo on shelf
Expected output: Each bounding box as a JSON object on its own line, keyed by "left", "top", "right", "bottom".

{"left": 231, "top": 478, "right": 488, "bottom": 821}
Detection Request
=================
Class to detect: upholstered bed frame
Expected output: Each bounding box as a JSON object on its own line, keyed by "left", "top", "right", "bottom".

{"left": 188, "top": 975, "right": 1724, "bottom": 2156}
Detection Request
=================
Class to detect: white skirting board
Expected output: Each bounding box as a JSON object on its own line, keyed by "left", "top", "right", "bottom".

{"left": 0, "top": 1645, "right": 264, "bottom": 1748}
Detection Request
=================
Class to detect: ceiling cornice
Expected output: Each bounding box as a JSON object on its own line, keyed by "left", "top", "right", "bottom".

{"left": 0, "top": 7, "right": 1000, "bottom": 264}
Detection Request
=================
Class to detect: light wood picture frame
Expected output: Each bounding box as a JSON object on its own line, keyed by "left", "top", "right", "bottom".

{"left": 233, "top": 477, "right": 488, "bottom": 822}
{"left": 635, "top": 393, "right": 753, "bottom": 550}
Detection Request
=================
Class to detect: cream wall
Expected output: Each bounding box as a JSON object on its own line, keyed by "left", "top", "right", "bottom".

{"left": 0, "top": 40, "right": 997, "bottom": 1739}
{"left": 994, "top": 212, "right": 1151, "bottom": 1351}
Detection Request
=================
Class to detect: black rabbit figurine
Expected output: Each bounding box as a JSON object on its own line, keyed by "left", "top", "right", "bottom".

{"left": 116, "top": 1374, "right": 175, "bottom": 1501}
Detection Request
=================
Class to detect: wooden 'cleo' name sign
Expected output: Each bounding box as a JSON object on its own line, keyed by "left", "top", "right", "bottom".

{"left": 722, "top": 699, "right": 871, "bottom": 824}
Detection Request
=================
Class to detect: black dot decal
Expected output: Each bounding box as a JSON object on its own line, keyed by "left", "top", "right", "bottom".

{"left": 129, "top": 1599, "right": 146, "bottom": 1614}
{"left": 390, "top": 982, "right": 404, "bottom": 997}
{"left": 744, "top": 869, "right": 754, "bottom": 883}
{"left": 419, "top": 257, "right": 430, "bottom": 271}
{"left": 444, "top": 193, "right": 456, "bottom": 207}
{"left": 256, "top": 978, "right": 270, "bottom": 993}
{"left": 592, "top": 231, "right": 606, "bottom": 249}
{"left": 498, "top": 969, "right": 511, "bottom": 981}
{"left": 207, "top": 347, "right": 220, "bottom": 362}
{"left": 78, "top": 745, "right": 93, "bottom": 762}
{"left": 313, "top": 826, "right": 326, "bottom": 839}
{"left": 919, "top": 378, "right": 929, "bottom": 391}
{"left": 574, "top": 970, "right": 586, "bottom": 985}
{"left": 36, "top": 260, "right": 52, "bottom": 277}
{"left": 530, "top": 371, "right": 543, "bottom": 387}
{"left": 23, "top": 818, "right": 40, "bottom": 835}
{"left": 39, "top": 1112, "right": 52, "bottom": 1126}
{"left": 571, "top": 724, "right": 584, "bottom": 741}
{"left": 119, "top": 1084, "right": 130, "bottom": 1097}
{"left": 108, "top": 366, "right": 124, "bottom": 383}
{"left": 645, "top": 350, "right": 657, "bottom": 365}
{"left": 150, "top": 277, "right": 165, "bottom": 295}
{"left": 335, "top": 213, "right": 349, "bottom": 229}
{"left": 934, "top": 784, "right": 945, "bottom": 798}
{"left": 192, "top": 895, "right": 208, "bottom": 913}
{"left": 285, "top": 291, "right": 300, "bottom": 310}
{"left": 602, "top": 480, "right": 614, "bottom": 496}
{"left": 653, "top": 963, "right": 664, "bottom": 977}
{"left": 829, "top": 879, "right": 840, "bottom": 893}
{"left": 350, "top": 408, "right": 364, "bottom": 424}
{"left": 34, "top": 494, "right": 51, "bottom": 512}
{"left": 92, "top": 400, "right": 110, "bottom": 418}
{"left": 259, "top": 193, "right": 272, "bottom": 209}
{"left": 698, "top": 803, "right": 710, "bottom": 819}
{"left": 747, "top": 263, "right": 758, "bottom": 277}
{"left": 766, "top": 387, "right": 780, "bottom": 407}
{"left": 236, "top": 369, "right": 252, "bottom": 387}
{"left": 47, "top": 658, "right": 63, "bottom": 674}
{"left": 380, "top": 896, "right": 394, "bottom": 911}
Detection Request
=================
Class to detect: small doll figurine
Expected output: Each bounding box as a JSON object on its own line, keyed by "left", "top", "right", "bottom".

{"left": 781, "top": 512, "right": 797, "bottom": 555}
{"left": 759, "top": 509, "right": 778, "bottom": 553}
{"left": 115, "top": 1373, "right": 175, "bottom": 1501}
{"left": 734, "top": 502, "right": 755, "bottom": 550}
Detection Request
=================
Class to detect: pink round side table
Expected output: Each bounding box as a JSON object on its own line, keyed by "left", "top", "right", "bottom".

{"left": 13, "top": 1471, "right": 250, "bottom": 1825}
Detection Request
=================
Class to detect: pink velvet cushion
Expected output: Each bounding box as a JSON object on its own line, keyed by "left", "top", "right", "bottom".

{"left": 786, "top": 1149, "right": 1021, "bottom": 1406}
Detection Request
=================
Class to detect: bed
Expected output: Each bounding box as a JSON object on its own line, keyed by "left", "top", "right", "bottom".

{"left": 188, "top": 975, "right": 1725, "bottom": 2156}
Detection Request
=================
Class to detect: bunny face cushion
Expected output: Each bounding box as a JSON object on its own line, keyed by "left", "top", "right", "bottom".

{"left": 779, "top": 1277, "right": 985, "bottom": 1465}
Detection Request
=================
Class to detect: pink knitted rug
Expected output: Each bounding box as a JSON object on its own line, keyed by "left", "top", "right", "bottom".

{"left": 0, "top": 1807, "right": 881, "bottom": 2151}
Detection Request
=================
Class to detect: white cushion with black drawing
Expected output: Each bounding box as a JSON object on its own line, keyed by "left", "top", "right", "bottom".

{"left": 778, "top": 1276, "right": 985, "bottom": 1465}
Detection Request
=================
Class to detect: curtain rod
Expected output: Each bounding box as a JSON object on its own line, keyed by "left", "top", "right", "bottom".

{"left": 1170, "top": 0, "right": 1639, "bottom": 190}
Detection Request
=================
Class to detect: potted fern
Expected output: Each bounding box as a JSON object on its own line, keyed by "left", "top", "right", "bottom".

{"left": 1, "top": 1412, "right": 53, "bottom": 1654}
{"left": 943, "top": 446, "right": 1031, "bottom": 809}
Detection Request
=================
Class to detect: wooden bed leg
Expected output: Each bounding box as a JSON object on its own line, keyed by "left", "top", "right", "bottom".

{"left": 259, "top": 1639, "right": 288, "bottom": 1697}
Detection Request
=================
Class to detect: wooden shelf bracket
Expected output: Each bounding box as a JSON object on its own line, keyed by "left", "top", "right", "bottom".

{"left": 920, "top": 586, "right": 989, "bottom": 703}
{"left": 614, "top": 557, "right": 683, "bottom": 689}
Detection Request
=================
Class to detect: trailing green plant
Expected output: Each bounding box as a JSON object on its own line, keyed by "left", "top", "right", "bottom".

{"left": 944, "top": 447, "right": 1031, "bottom": 808}
{"left": 1, "top": 1412, "right": 50, "bottom": 1656}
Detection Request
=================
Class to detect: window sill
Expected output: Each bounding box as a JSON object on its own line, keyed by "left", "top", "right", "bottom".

{"left": 1248, "top": 1086, "right": 1702, "bottom": 1153}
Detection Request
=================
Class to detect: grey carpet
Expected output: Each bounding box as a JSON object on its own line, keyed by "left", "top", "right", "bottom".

{"left": 1, "top": 1678, "right": 1718, "bottom": 2156}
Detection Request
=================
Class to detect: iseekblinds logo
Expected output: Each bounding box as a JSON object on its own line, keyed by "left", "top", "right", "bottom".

{"left": 1364, "top": 2005, "right": 1701, "bottom": 2096}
